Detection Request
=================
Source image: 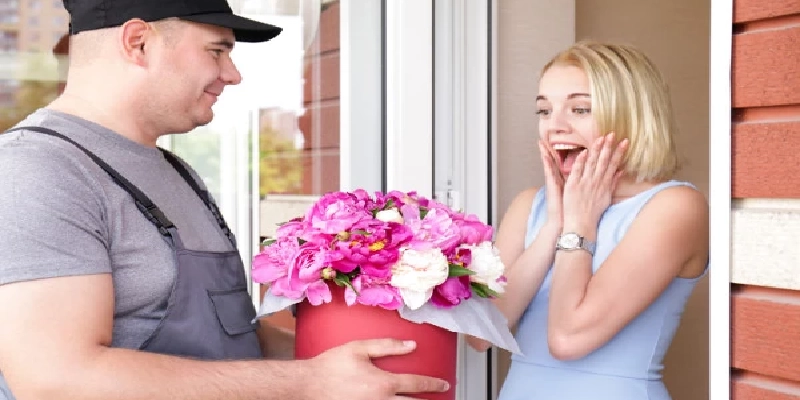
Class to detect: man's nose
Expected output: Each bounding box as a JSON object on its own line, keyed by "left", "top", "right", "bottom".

{"left": 221, "top": 57, "right": 243, "bottom": 85}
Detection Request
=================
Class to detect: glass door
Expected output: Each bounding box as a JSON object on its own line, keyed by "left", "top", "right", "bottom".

{"left": 433, "top": 1, "right": 495, "bottom": 398}
{"left": 0, "top": 0, "right": 69, "bottom": 132}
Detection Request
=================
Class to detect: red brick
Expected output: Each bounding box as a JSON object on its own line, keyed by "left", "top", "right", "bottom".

{"left": 732, "top": 121, "right": 800, "bottom": 198}
{"left": 734, "top": 0, "right": 800, "bottom": 23}
{"left": 732, "top": 286, "right": 800, "bottom": 383}
{"left": 733, "top": 373, "right": 800, "bottom": 400}
{"left": 732, "top": 27, "right": 800, "bottom": 108}
{"left": 316, "top": 1, "right": 340, "bottom": 55}
{"left": 302, "top": 53, "right": 340, "bottom": 103}
{"left": 298, "top": 151, "right": 340, "bottom": 195}
{"left": 298, "top": 102, "right": 341, "bottom": 150}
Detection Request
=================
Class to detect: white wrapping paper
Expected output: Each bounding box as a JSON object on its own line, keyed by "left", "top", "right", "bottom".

{"left": 256, "top": 288, "right": 522, "bottom": 355}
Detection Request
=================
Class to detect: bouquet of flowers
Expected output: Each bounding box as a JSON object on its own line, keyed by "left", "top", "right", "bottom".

{"left": 253, "top": 189, "right": 520, "bottom": 354}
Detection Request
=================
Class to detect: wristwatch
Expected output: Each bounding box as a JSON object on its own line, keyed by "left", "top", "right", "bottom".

{"left": 556, "top": 232, "right": 596, "bottom": 255}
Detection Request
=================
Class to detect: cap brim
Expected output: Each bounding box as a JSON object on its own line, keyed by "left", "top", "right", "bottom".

{"left": 180, "top": 13, "right": 282, "bottom": 43}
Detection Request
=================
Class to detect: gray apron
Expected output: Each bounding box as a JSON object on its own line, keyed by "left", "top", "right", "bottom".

{"left": 6, "top": 126, "right": 263, "bottom": 361}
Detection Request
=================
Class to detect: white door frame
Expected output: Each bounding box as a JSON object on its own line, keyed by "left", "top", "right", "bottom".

{"left": 433, "top": 1, "right": 494, "bottom": 399}
{"left": 381, "top": 0, "right": 491, "bottom": 398}
{"left": 708, "top": 0, "right": 732, "bottom": 399}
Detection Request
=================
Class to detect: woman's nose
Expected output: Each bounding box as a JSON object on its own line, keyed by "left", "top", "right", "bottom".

{"left": 544, "top": 110, "right": 571, "bottom": 135}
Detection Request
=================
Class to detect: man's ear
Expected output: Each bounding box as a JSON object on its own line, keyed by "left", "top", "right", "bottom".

{"left": 118, "top": 19, "right": 152, "bottom": 67}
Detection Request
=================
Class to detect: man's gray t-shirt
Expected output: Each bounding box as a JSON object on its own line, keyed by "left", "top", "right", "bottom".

{"left": 0, "top": 109, "right": 237, "bottom": 396}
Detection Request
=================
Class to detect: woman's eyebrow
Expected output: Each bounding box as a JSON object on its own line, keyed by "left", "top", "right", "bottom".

{"left": 567, "top": 93, "right": 591, "bottom": 99}
{"left": 536, "top": 93, "right": 591, "bottom": 101}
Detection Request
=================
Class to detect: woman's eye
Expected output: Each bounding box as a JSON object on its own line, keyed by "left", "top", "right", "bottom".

{"left": 573, "top": 108, "right": 591, "bottom": 115}
{"left": 536, "top": 109, "right": 551, "bottom": 116}
{"left": 210, "top": 49, "right": 224, "bottom": 57}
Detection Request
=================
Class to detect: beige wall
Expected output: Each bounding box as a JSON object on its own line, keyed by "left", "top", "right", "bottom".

{"left": 495, "top": 1, "right": 710, "bottom": 399}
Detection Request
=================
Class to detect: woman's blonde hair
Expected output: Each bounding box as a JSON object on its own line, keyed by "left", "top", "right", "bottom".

{"left": 542, "top": 41, "right": 679, "bottom": 182}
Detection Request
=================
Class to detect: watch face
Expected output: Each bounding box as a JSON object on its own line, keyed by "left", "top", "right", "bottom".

{"left": 559, "top": 233, "right": 580, "bottom": 248}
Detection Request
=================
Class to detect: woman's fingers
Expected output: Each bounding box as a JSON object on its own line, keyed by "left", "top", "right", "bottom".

{"left": 592, "top": 133, "right": 615, "bottom": 182}
{"left": 583, "top": 134, "right": 604, "bottom": 181}
{"left": 603, "top": 137, "right": 628, "bottom": 184}
{"left": 566, "top": 148, "right": 588, "bottom": 186}
{"left": 539, "top": 141, "right": 562, "bottom": 186}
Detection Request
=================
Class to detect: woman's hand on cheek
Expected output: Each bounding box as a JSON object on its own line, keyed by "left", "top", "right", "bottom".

{"left": 539, "top": 140, "right": 564, "bottom": 230}
{"left": 562, "top": 133, "right": 628, "bottom": 234}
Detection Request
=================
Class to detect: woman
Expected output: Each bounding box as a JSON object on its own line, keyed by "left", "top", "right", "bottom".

{"left": 469, "top": 41, "right": 709, "bottom": 399}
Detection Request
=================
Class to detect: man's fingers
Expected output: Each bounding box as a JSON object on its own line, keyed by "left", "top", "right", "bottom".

{"left": 354, "top": 338, "right": 417, "bottom": 358}
{"left": 392, "top": 373, "right": 451, "bottom": 394}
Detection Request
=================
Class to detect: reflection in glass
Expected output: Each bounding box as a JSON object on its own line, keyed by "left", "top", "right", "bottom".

{"left": 0, "top": 0, "right": 67, "bottom": 131}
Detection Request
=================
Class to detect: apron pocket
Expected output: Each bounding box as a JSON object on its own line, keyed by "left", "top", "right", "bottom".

{"left": 208, "top": 287, "right": 258, "bottom": 336}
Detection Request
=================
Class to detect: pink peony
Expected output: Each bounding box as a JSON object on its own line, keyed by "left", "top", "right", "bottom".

{"left": 430, "top": 276, "right": 473, "bottom": 308}
{"left": 305, "top": 191, "right": 373, "bottom": 235}
{"left": 401, "top": 204, "right": 461, "bottom": 254}
{"left": 344, "top": 275, "right": 404, "bottom": 310}
{"left": 373, "top": 190, "right": 413, "bottom": 210}
{"left": 452, "top": 213, "right": 494, "bottom": 245}
{"left": 266, "top": 242, "right": 341, "bottom": 305}
{"left": 331, "top": 219, "right": 412, "bottom": 277}
{"left": 449, "top": 247, "right": 473, "bottom": 266}
{"left": 252, "top": 236, "right": 301, "bottom": 285}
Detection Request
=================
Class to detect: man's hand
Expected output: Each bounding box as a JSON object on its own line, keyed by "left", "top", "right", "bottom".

{"left": 304, "top": 339, "right": 451, "bottom": 400}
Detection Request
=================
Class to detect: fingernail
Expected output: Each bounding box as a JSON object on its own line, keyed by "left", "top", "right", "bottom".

{"left": 403, "top": 340, "right": 416, "bottom": 349}
{"left": 442, "top": 381, "right": 451, "bottom": 391}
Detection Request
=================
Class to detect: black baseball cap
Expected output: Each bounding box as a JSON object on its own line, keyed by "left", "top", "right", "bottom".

{"left": 63, "top": 0, "right": 283, "bottom": 43}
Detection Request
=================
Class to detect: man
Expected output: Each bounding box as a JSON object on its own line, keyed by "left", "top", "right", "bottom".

{"left": 0, "top": 0, "right": 450, "bottom": 399}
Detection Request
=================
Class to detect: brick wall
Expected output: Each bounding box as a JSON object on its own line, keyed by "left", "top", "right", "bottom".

{"left": 299, "top": 1, "right": 341, "bottom": 195}
{"left": 258, "top": 1, "right": 341, "bottom": 332}
{"left": 731, "top": 1, "right": 800, "bottom": 397}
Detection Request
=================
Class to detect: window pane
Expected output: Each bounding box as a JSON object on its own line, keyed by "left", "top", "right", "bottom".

{"left": 0, "top": 0, "right": 67, "bottom": 131}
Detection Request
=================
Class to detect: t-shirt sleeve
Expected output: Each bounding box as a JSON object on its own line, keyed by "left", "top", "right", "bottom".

{"left": 0, "top": 140, "right": 111, "bottom": 285}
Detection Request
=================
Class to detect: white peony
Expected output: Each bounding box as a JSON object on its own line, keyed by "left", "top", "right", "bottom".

{"left": 466, "top": 242, "right": 506, "bottom": 294}
{"left": 375, "top": 208, "right": 404, "bottom": 223}
{"left": 390, "top": 248, "right": 450, "bottom": 310}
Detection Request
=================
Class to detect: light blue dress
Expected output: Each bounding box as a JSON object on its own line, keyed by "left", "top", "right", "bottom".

{"left": 498, "top": 180, "right": 708, "bottom": 400}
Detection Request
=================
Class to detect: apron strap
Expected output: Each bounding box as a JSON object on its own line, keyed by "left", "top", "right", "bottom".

{"left": 4, "top": 126, "right": 178, "bottom": 238}
{"left": 159, "top": 149, "right": 237, "bottom": 248}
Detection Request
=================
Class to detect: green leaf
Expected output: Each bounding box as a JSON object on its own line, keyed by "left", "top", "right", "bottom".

{"left": 385, "top": 199, "right": 395, "bottom": 209}
{"left": 448, "top": 264, "right": 476, "bottom": 278}
{"left": 297, "top": 238, "right": 307, "bottom": 245}
{"left": 420, "top": 207, "right": 429, "bottom": 219}
{"left": 261, "top": 238, "right": 276, "bottom": 247}
{"left": 470, "top": 282, "right": 499, "bottom": 298}
{"left": 333, "top": 274, "right": 358, "bottom": 294}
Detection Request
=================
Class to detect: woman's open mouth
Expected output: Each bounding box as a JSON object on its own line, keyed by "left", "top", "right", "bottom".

{"left": 552, "top": 143, "right": 586, "bottom": 172}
